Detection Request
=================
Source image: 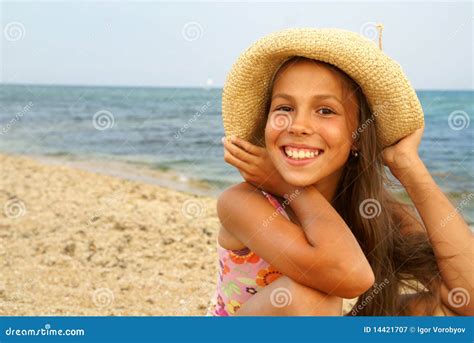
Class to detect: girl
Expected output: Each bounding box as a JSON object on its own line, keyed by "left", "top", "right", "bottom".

{"left": 206, "top": 31, "right": 473, "bottom": 316}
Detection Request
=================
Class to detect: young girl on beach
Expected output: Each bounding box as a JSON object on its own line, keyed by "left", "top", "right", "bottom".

{"left": 206, "top": 28, "right": 473, "bottom": 316}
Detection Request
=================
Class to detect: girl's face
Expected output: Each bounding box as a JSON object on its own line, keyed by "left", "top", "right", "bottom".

{"left": 265, "top": 59, "right": 360, "bottom": 196}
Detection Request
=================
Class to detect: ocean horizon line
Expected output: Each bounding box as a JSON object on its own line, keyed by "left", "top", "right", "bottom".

{"left": 1, "top": 82, "right": 473, "bottom": 92}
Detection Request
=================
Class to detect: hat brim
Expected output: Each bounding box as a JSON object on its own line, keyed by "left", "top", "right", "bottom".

{"left": 222, "top": 28, "right": 424, "bottom": 148}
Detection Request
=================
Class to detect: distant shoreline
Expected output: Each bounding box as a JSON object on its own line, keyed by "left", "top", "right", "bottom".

{"left": 26, "top": 153, "right": 226, "bottom": 198}
{"left": 1, "top": 83, "right": 473, "bottom": 92}
{"left": 4, "top": 151, "right": 473, "bottom": 227}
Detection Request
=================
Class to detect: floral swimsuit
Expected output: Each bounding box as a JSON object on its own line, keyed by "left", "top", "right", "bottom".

{"left": 206, "top": 189, "right": 289, "bottom": 316}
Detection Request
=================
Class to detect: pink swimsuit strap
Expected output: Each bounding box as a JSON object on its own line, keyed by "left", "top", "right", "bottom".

{"left": 260, "top": 189, "right": 291, "bottom": 221}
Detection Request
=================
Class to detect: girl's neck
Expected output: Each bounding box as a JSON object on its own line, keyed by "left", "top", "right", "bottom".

{"left": 312, "top": 167, "right": 344, "bottom": 205}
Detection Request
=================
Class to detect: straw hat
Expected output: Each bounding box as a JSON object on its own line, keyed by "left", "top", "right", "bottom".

{"left": 221, "top": 27, "right": 424, "bottom": 148}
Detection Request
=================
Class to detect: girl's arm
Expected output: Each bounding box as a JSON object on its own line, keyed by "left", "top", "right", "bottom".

{"left": 235, "top": 275, "right": 343, "bottom": 316}
{"left": 217, "top": 181, "right": 374, "bottom": 299}
{"left": 383, "top": 127, "right": 474, "bottom": 316}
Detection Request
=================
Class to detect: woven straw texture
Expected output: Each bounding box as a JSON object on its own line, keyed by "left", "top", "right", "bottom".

{"left": 222, "top": 28, "right": 424, "bottom": 148}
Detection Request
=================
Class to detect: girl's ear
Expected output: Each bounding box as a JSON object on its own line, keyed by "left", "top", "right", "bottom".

{"left": 350, "top": 146, "right": 359, "bottom": 157}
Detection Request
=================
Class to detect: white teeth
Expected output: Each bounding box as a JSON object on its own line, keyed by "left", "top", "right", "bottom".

{"left": 284, "top": 147, "right": 321, "bottom": 160}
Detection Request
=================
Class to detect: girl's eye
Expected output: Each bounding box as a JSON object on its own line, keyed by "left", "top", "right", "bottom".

{"left": 318, "top": 107, "right": 335, "bottom": 115}
{"left": 275, "top": 106, "right": 292, "bottom": 112}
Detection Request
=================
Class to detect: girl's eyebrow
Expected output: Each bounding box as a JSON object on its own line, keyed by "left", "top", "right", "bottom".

{"left": 272, "top": 93, "right": 343, "bottom": 105}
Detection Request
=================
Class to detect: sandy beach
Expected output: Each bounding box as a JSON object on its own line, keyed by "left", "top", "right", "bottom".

{"left": 0, "top": 153, "right": 220, "bottom": 316}
{"left": 0, "top": 153, "right": 394, "bottom": 316}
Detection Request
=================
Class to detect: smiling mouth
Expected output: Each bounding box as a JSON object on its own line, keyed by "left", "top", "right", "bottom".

{"left": 280, "top": 145, "right": 324, "bottom": 161}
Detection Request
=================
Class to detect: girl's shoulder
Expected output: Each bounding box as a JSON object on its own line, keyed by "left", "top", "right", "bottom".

{"left": 216, "top": 182, "right": 294, "bottom": 235}
{"left": 218, "top": 182, "right": 288, "bottom": 216}
{"left": 217, "top": 182, "right": 266, "bottom": 205}
{"left": 216, "top": 182, "right": 273, "bottom": 250}
{"left": 217, "top": 182, "right": 299, "bottom": 224}
{"left": 225, "top": 181, "right": 261, "bottom": 193}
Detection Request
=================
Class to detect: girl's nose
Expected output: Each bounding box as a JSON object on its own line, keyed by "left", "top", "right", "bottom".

{"left": 288, "top": 111, "right": 315, "bottom": 136}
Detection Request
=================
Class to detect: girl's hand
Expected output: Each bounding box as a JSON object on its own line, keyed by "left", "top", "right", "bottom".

{"left": 222, "top": 136, "right": 297, "bottom": 198}
{"left": 382, "top": 126, "right": 424, "bottom": 180}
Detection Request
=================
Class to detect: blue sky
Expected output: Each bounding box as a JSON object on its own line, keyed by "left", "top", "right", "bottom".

{"left": 1, "top": 1, "right": 472, "bottom": 89}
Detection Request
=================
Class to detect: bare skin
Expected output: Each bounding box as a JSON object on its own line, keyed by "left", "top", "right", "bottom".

{"left": 218, "top": 61, "right": 374, "bottom": 300}
{"left": 234, "top": 275, "right": 343, "bottom": 316}
{"left": 219, "top": 59, "right": 473, "bottom": 316}
{"left": 382, "top": 146, "right": 473, "bottom": 316}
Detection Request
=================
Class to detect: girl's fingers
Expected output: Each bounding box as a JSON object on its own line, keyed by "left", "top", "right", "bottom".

{"left": 229, "top": 136, "right": 263, "bottom": 157}
{"left": 222, "top": 137, "right": 256, "bottom": 164}
{"left": 223, "top": 146, "right": 253, "bottom": 172}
